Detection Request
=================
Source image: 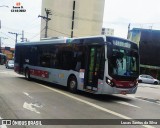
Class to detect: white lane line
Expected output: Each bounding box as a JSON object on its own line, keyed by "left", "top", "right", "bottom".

{"left": 23, "top": 92, "right": 33, "bottom": 99}
{"left": 127, "top": 95, "right": 160, "bottom": 106}
{"left": 115, "top": 101, "right": 141, "bottom": 109}
{"left": 36, "top": 83, "right": 154, "bottom": 128}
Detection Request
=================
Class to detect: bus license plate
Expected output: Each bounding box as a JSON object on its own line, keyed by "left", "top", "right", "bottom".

{"left": 120, "top": 91, "right": 127, "bottom": 95}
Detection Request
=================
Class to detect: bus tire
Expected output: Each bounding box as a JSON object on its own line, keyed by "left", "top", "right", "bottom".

{"left": 25, "top": 68, "right": 31, "bottom": 81}
{"left": 68, "top": 75, "right": 77, "bottom": 93}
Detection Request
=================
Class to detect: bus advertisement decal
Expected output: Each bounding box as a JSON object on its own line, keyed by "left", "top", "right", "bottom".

{"left": 30, "top": 69, "right": 49, "bottom": 78}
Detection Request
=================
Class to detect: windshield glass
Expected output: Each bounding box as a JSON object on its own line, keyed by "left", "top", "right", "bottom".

{"left": 108, "top": 47, "right": 139, "bottom": 80}
{"left": 8, "top": 60, "right": 14, "bottom": 64}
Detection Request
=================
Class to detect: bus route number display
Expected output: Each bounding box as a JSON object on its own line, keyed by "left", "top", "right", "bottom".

{"left": 113, "top": 40, "right": 131, "bottom": 48}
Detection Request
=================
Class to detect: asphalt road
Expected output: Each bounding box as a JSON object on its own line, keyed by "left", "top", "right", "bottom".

{"left": 0, "top": 65, "right": 160, "bottom": 128}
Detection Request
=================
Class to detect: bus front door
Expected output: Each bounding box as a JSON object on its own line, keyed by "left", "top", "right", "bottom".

{"left": 85, "top": 46, "right": 102, "bottom": 90}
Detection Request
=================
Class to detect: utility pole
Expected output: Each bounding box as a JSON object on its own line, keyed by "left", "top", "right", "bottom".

{"left": 127, "top": 23, "right": 130, "bottom": 39}
{"left": 71, "top": 0, "right": 76, "bottom": 38}
{"left": 8, "top": 32, "right": 21, "bottom": 44}
{"left": 38, "top": 8, "right": 52, "bottom": 38}
{"left": 21, "top": 30, "right": 25, "bottom": 42}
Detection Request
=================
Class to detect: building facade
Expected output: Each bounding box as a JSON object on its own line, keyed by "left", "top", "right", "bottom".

{"left": 101, "top": 28, "right": 114, "bottom": 36}
{"left": 41, "top": 0, "right": 105, "bottom": 38}
{"left": 129, "top": 28, "right": 160, "bottom": 79}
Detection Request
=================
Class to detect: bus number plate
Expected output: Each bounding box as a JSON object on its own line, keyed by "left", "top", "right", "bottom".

{"left": 120, "top": 91, "right": 127, "bottom": 95}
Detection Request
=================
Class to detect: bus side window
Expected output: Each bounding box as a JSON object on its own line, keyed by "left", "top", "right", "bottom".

{"left": 40, "top": 54, "right": 51, "bottom": 68}
{"left": 75, "top": 52, "right": 83, "bottom": 71}
{"left": 98, "top": 47, "right": 105, "bottom": 79}
{"left": 61, "top": 51, "right": 74, "bottom": 70}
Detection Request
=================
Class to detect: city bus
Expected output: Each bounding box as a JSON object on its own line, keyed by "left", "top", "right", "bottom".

{"left": 14, "top": 35, "right": 139, "bottom": 94}
{"left": 0, "top": 53, "right": 7, "bottom": 65}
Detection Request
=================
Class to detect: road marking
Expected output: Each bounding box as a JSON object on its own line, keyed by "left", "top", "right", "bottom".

{"left": 127, "top": 95, "right": 160, "bottom": 106}
{"left": 23, "top": 102, "right": 41, "bottom": 114}
{"left": 115, "top": 101, "right": 141, "bottom": 109}
{"left": 23, "top": 92, "right": 33, "bottom": 99}
{"left": 136, "top": 97, "right": 160, "bottom": 106}
{"left": 36, "top": 83, "right": 154, "bottom": 128}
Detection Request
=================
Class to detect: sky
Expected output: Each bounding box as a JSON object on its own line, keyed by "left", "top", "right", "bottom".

{"left": 0, "top": 0, "right": 42, "bottom": 48}
{"left": 0, "top": 0, "right": 160, "bottom": 48}
{"left": 103, "top": 0, "right": 160, "bottom": 37}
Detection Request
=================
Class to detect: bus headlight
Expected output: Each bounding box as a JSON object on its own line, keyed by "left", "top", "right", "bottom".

{"left": 106, "top": 77, "right": 114, "bottom": 87}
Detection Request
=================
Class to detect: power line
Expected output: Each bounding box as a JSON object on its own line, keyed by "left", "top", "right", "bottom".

{"left": 0, "top": 32, "right": 15, "bottom": 41}
{"left": 48, "top": 28, "right": 71, "bottom": 37}
{"left": 29, "top": 28, "right": 45, "bottom": 40}
{"left": 8, "top": 32, "right": 21, "bottom": 44}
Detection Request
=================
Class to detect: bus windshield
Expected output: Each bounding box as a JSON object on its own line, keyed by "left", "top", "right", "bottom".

{"left": 107, "top": 38, "right": 139, "bottom": 79}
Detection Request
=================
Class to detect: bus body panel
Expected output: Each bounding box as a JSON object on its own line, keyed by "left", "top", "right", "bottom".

{"left": 101, "top": 83, "right": 138, "bottom": 94}
{"left": 23, "top": 64, "right": 83, "bottom": 89}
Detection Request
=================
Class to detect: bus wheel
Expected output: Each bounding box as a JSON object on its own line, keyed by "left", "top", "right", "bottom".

{"left": 154, "top": 81, "right": 158, "bottom": 85}
{"left": 25, "top": 68, "right": 31, "bottom": 80}
{"left": 68, "top": 76, "right": 77, "bottom": 93}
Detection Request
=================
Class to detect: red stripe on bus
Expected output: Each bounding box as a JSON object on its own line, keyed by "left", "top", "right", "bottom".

{"left": 113, "top": 79, "right": 136, "bottom": 88}
{"left": 30, "top": 69, "right": 49, "bottom": 78}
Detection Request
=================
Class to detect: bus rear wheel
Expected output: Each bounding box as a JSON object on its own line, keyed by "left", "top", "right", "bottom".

{"left": 68, "top": 75, "right": 77, "bottom": 93}
{"left": 25, "top": 68, "right": 31, "bottom": 80}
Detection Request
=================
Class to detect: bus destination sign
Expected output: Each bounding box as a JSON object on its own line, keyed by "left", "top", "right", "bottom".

{"left": 113, "top": 40, "right": 131, "bottom": 48}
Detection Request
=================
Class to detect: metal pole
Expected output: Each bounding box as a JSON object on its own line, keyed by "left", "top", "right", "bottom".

{"left": 71, "top": 0, "right": 75, "bottom": 38}
{"left": 22, "top": 30, "right": 24, "bottom": 42}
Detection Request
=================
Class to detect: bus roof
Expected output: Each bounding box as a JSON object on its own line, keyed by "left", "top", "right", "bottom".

{"left": 16, "top": 35, "right": 137, "bottom": 46}
{"left": 16, "top": 38, "right": 67, "bottom": 46}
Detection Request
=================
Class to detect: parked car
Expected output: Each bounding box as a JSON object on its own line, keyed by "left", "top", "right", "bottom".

{"left": 5, "top": 60, "right": 14, "bottom": 69}
{"left": 138, "top": 74, "right": 159, "bottom": 85}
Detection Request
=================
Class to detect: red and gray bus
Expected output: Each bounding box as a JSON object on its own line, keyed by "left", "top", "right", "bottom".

{"left": 14, "top": 35, "right": 139, "bottom": 94}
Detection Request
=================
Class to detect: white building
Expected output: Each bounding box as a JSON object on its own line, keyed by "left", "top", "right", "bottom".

{"left": 101, "top": 28, "right": 114, "bottom": 36}
{"left": 41, "top": 0, "right": 105, "bottom": 38}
